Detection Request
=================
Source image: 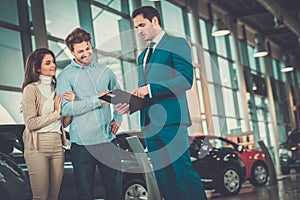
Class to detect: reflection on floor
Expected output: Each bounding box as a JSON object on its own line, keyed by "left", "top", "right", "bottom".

{"left": 59, "top": 168, "right": 300, "bottom": 200}
{"left": 209, "top": 172, "right": 300, "bottom": 200}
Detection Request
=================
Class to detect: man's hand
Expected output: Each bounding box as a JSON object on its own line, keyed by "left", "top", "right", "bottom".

{"left": 115, "top": 103, "right": 129, "bottom": 114}
{"left": 110, "top": 120, "right": 120, "bottom": 135}
{"left": 63, "top": 91, "right": 75, "bottom": 101}
{"left": 98, "top": 90, "right": 110, "bottom": 105}
{"left": 132, "top": 85, "right": 149, "bottom": 98}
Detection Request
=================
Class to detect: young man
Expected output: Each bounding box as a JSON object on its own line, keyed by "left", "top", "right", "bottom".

{"left": 56, "top": 28, "right": 122, "bottom": 200}
{"left": 116, "top": 6, "right": 207, "bottom": 200}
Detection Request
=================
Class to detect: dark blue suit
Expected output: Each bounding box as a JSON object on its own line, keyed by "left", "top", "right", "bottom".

{"left": 138, "top": 33, "right": 207, "bottom": 200}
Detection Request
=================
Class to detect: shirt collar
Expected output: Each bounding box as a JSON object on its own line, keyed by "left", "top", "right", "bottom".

{"left": 70, "top": 59, "right": 93, "bottom": 69}
{"left": 149, "top": 31, "right": 165, "bottom": 48}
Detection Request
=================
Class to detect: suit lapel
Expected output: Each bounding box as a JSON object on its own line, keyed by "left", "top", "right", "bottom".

{"left": 145, "top": 34, "right": 169, "bottom": 75}
{"left": 138, "top": 49, "right": 147, "bottom": 85}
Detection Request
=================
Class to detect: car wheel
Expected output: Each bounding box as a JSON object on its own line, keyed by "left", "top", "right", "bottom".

{"left": 281, "top": 166, "right": 290, "bottom": 175}
{"left": 123, "top": 176, "right": 147, "bottom": 200}
{"left": 217, "top": 166, "right": 242, "bottom": 196}
{"left": 249, "top": 161, "right": 268, "bottom": 186}
{"left": 0, "top": 152, "right": 31, "bottom": 200}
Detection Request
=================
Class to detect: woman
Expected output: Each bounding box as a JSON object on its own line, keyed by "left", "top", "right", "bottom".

{"left": 21, "top": 48, "right": 74, "bottom": 200}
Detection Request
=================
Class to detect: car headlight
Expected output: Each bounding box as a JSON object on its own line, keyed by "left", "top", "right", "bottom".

{"left": 279, "top": 148, "right": 292, "bottom": 157}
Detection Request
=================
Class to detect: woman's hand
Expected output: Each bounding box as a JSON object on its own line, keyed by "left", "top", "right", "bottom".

{"left": 54, "top": 94, "right": 62, "bottom": 113}
{"left": 63, "top": 91, "right": 75, "bottom": 101}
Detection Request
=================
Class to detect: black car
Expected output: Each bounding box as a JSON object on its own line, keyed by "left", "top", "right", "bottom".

{"left": 0, "top": 124, "right": 147, "bottom": 200}
{"left": 118, "top": 132, "right": 247, "bottom": 197}
{"left": 0, "top": 124, "right": 30, "bottom": 200}
{"left": 279, "top": 128, "right": 300, "bottom": 175}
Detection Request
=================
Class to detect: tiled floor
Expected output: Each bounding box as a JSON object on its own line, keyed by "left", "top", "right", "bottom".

{"left": 59, "top": 168, "right": 300, "bottom": 200}
{"left": 209, "top": 172, "right": 300, "bottom": 200}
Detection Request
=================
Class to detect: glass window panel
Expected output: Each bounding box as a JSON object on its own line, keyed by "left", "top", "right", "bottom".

{"left": 161, "top": 1, "right": 185, "bottom": 36}
{"left": 237, "top": 91, "right": 246, "bottom": 119}
{"left": 0, "top": 90, "right": 23, "bottom": 124}
{"left": 187, "top": 13, "right": 196, "bottom": 42}
{"left": 196, "top": 79, "right": 205, "bottom": 114}
{"left": 227, "top": 118, "right": 240, "bottom": 134}
{"left": 247, "top": 45, "right": 257, "bottom": 71}
{"left": 94, "top": 0, "right": 122, "bottom": 12}
{"left": 199, "top": 19, "right": 208, "bottom": 49}
{"left": 258, "top": 57, "right": 265, "bottom": 74}
{"left": 202, "top": 119, "right": 208, "bottom": 135}
{"left": 257, "top": 109, "right": 264, "bottom": 121}
{"left": 264, "top": 98, "right": 271, "bottom": 122}
{"left": 215, "top": 36, "right": 227, "bottom": 57}
{"left": 258, "top": 121, "right": 267, "bottom": 142}
{"left": 279, "top": 62, "right": 286, "bottom": 82}
{"left": 43, "top": 0, "right": 80, "bottom": 39}
{"left": 92, "top": 7, "right": 131, "bottom": 54}
{"left": 27, "top": 0, "right": 32, "bottom": 22}
{"left": 203, "top": 51, "right": 213, "bottom": 82}
{"left": 0, "top": 28, "right": 24, "bottom": 88}
{"left": 222, "top": 88, "right": 236, "bottom": 117}
{"left": 254, "top": 96, "right": 262, "bottom": 106}
{"left": 277, "top": 124, "right": 287, "bottom": 143}
{"left": 218, "top": 57, "right": 231, "bottom": 87}
{"left": 232, "top": 63, "right": 239, "bottom": 89}
{"left": 0, "top": 0, "right": 19, "bottom": 25}
{"left": 229, "top": 35, "right": 237, "bottom": 61}
{"left": 208, "top": 84, "right": 218, "bottom": 115}
{"left": 195, "top": 66, "right": 200, "bottom": 79}
{"left": 272, "top": 59, "right": 279, "bottom": 79}
{"left": 48, "top": 40, "right": 72, "bottom": 69}
{"left": 141, "top": 0, "right": 155, "bottom": 7}
{"left": 212, "top": 116, "right": 221, "bottom": 136}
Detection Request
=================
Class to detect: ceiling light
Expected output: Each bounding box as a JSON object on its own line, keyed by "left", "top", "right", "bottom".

{"left": 281, "top": 54, "right": 294, "bottom": 73}
{"left": 253, "top": 37, "right": 268, "bottom": 57}
{"left": 281, "top": 67, "right": 294, "bottom": 73}
{"left": 252, "top": 82, "right": 257, "bottom": 91}
{"left": 211, "top": 16, "right": 230, "bottom": 37}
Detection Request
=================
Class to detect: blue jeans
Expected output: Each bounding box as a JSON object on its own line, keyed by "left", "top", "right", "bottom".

{"left": 70, "top": 140, "right": 122, "bottom": 200}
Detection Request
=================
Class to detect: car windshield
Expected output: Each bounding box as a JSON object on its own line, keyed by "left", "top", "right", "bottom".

{"left": 202, "top": 137, "right": 236, "bottom": 150}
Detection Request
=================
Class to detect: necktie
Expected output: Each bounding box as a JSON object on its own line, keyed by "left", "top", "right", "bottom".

{"left": 145, "top": 42, "right": 155, "bottom": 65}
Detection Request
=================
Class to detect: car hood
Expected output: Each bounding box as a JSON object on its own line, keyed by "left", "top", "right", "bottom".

{"left": 243, "top": 148, "right": 262, "bottom": 154}
{"left": 280, "top": 142, "right": 300, "bottom": 151}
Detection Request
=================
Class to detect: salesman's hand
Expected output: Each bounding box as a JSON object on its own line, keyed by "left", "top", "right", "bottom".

{"left": 110, "top": 120, "right": 120, "bottom": 135}
{"left": 115, "top": 103, "right": 129, "bottom": 114}
{"left": 132, "top": 86, "right": 149, "bottom": 98}
{"left": 98, "top": 90, "right": 110, "bottom": 105}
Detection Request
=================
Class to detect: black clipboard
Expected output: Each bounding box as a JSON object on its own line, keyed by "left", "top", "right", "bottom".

{"left": 99, "top": 89, "right": 153, "bottom": 114}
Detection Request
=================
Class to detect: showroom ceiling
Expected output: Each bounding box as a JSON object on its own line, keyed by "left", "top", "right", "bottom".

{"left": 204, "top": 0, "right": 300, "bottom": 63}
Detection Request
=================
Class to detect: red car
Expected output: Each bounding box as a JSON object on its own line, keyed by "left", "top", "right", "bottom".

{"left": 237, "top": 145, "right": 268, "bottom": 186}
{"left": 193, "top": 135, "right": 269, "bottom": 187}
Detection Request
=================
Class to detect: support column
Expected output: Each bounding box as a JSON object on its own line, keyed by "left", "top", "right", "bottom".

{"left": 189, "top": 0, "right": 214, "bottom": 134}
{"left": 263, "top": 55, "right": 281, "bottom": 175}
{"left": 17, "top": 0, "right": 32, "bottom": 63}
{"left": 31, "top": 0, "right": 48, "bottom": 48}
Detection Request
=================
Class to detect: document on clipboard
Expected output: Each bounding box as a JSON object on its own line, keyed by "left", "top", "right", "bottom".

{"left": 99, "top": 89, "right": 153, "bottom": 114}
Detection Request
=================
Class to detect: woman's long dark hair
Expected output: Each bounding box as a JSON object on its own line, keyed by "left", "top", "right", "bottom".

{"left": 22, "top": 48, "right": 56, "bottom": 91}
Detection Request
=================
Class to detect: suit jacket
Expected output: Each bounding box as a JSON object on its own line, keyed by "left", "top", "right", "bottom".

{"left": 137, "top": 33, "right": 193, "bottom": 128}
